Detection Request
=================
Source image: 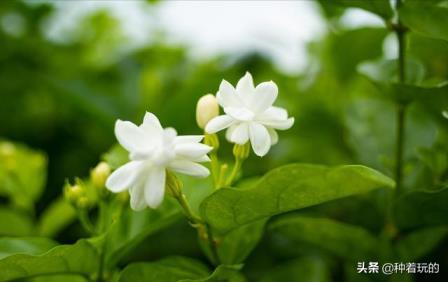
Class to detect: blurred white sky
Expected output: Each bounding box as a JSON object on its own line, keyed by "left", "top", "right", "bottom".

{"left": 38, "top": 0, "right": 382, "bottom": 74}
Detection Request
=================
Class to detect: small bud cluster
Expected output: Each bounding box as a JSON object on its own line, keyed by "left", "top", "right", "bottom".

{"left": 64, "top": 179, "right": 91, "bottom": 209}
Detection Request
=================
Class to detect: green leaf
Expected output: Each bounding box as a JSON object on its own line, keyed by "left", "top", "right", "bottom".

{"left": 0, "top": 208, "right": 33, "bottom": 236}
{"left": 261, "top": 256, "right": 330, "bottom": 282}
{"left": 396, "top": 227, "right": 448, "bottom": 261}
{"left": 105, "top": 202, "right": 182, "bottom": 268}
{"left": 102, "top": 143, "right": 128, "bottom": 170}
{"left": 320, "top": 0, "right": 393, "bottom": 21}
{"left": 200, "top": 164, "right": 394, "bottom": 234}
{"left": 358, "top": 59, "right": 426, "bottom": 86}
{"left": 395, "top": 188, "right": 448, "bottom": 229}
{"left": 37, "top": 197, "right": 77, "bottom": 237}
{"left": 0, "top": 239, "right": 99, "bottom": 282}
{"left": 182, "top": 264, "right": 245, "bottom": 282}
{"left": 0, "top": 140, "right": 47, "bottom": 209}
{"left": 26, "top": 275, "right": 88, "bottom": 282}
{"left": 0, "top": 237, "right": 58, "bottom": 260}
{"left": 270, "top": 215, "right": 379, "bottom": 261}
{"left": 218, "top": 219, "right": 267, "bottom": 264}
{"left": 400, "top": 2, "right": 448, "bottom": 42}
{"left": 118, "top": 257, "right": 209, "bottom": 282}
{"left": 359, "top": 59, "right": 448, "bottom": 107}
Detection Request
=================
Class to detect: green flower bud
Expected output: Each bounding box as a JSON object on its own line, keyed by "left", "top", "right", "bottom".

{"left": 204, "top": 133, "right": 219, "bottom": 151}
{"left": 77, "top": 196, "right": 90, "bottom": 209}
{"left": 166, "top": 170, "right": 183, "bottom": 198}
{"left": 233, "top": 142, "right": 250, "bottom": 161}
{"left": 64, "top": 178, "right": 90, "bottom": 209}
{"left": 196, "top": 94, "right": 219, "bottom": 129}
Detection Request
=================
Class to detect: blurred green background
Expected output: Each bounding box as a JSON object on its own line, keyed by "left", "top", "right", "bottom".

{"left": 0, "top": 1, "right": 447, "bottom": 280}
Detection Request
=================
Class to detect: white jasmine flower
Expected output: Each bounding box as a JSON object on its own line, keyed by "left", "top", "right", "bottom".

{"left": 205, "top": 72, "right": 294, "bottom": 157}
{"left": 106, "top": 112, "right": 212, "bottom": 210}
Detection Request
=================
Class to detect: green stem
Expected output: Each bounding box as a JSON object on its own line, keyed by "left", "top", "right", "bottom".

{"left": 225, "top": 159, "right": 243, "bottom": 187}
{"left": 210, "top": 152, "right": 220, "bottom": 189}
{"left": 394, "top": 0, "right": 407, "bottom": 196}
{"left": 174, "top": 193, "right": 220, "bottom": 265}
{"left": 78, "top": 209, "right": 95, "bottom": 235}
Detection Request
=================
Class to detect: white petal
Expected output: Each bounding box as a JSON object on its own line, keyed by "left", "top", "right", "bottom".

{"left": 225, "top": 124, "right": 238, "bottom": 142}
{"left": 224, "top": 107, "right": 255, "bottom": 121}
{"left": 140, "top": 112, "right": 163, "bottom": 133}
{"left": 236, "top": 72, "right": 255, "bottom": 95}
{"left": 252, "top": 81, "right": 278, "bottom": 113}
{"left": 174, "top": 143, "right": 212, "bottom": 159}
{"left": 257, "top": 106, "right": 288, "bottom": 121}
{"left": 193, "top": 155, "right": 211, "bottom": 162}
{"left": 217, "top": 80, "right": 239, "bottom": 107}
{"left": 174, "top": 135, "right": 203, "bottom": 144}
{"left": 144, "top": 167, "right": 166, "bottom": 209}
{"left": 262, "top": 117, "right": 295, "bottom": 130}
{"left": 106, "top": 161, "right": 143, "bottom": 193}
{"left": 267, "top": 127, "right": 279, "bottom": 145}
{"left": 163, "top": 128, "right": 177, "bottom": 143}
{"left": 249, "top": 123, "right": 271, "bottom": 157}
{"left": 129, "top": 180, "right": 146, "bottom": 211}
{"left": 230, "top": 123, "right": 249, "bottom": 144}
{"left": 169, "top": 160, "right": 210, "bottom": 177}
{"left": 115, "top": 120, "right": 148, "bottom": 152}
{"left": 205, "top": 115, "right": 235, "bottom": 134}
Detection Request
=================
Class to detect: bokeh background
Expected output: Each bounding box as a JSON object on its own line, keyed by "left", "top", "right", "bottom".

{"left": 0, "top": 1, "right": 447, "bottom": 280}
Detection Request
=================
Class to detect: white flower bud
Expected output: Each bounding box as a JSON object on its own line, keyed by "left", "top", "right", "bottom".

{"left": 91, "top": 162, "right": 111, "bottom": 188}
{"left": 196, "top": 94, "right": 219, "bottom": 129}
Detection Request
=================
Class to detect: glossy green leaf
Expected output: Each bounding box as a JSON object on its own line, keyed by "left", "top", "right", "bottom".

{"left": 395, "top": 188, "right": 448, "bottom": 229}
{"left": 0, "top": 239, "right": 99, "bottom": 282}
{"left": 183, "top": 264, "right": 244, "bottom": 282}
{"left": 200, "top": 164, "right": 394, "bottom": 234}
{"left": 105, "top": 202, "right": 182, "bottom": 268}
{"left": 118, "top": 257, "right": 209, "bottom": 282}
{"left": 217, "top": 219, "right": 267, "bottom": 265}
{"left": 400, "top": 2, "right": 448, "bottom": 42}
{"left": 0, "top": 208, "right": 33, "bottom": 236}
{"left": 0, "top": 237, "right": 58, "bottom": 260}
{"left": 396, "top": 227, "right": 448, "bottom": 260}
{"left": 37, "top": 197, "right": 77, "bottom": 237}
{"left": 261, "top": 256, "right": 330, "bottom": 282}
{"left": 270, "top": 215, "right": 379, "bottom": 260}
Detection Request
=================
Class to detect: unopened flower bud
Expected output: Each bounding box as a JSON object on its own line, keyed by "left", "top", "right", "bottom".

{"left": 64, "top": 178, "right": 90, "bottom": 209}
{"left": 204, "top": 133, "right": 219, "bottom": 151}
{"left": 77, "top": 196, "right": 90, "bottom": 209}
{"left": 196, "top": 94, "right": 219, "bottom": 129}
{"left": 233, "top": 142, "right": 250, "bottom": 161}
{"left": 166, "top": 170, "right": 183, "bottom": 198}
{"left": 91, "top": 162, "right": 111, "bottom": 188}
